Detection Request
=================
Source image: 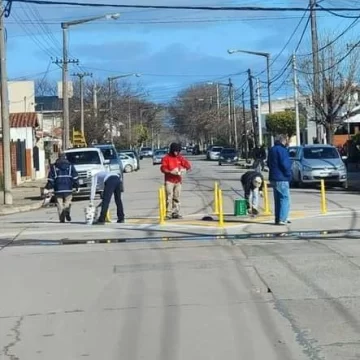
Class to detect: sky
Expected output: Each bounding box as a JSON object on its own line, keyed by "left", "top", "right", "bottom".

{"left": 5, "top": 0, "right": 360, "bottom": 104}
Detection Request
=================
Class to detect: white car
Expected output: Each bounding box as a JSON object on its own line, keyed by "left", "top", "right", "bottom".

{"left": 118, "top": 153, "right": 136, "bottom": 173}
{"left": 207, "top": 146, "right": 223, "bottom": 161}
{"left": 64, "top": 147, "right": 109, "bottom": 197}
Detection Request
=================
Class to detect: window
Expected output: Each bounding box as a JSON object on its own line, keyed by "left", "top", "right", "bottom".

{"left": 221, "top": 148, "right": 236, "bottom": 154}
{"left": 212, "top": 147, "right": 223, "bottom": 152}
{"left": 99, "top": 147, "right": 117, "bottom": 160}
{"left": 303, "top": 147, "right": 339, "bottom": 159}
{"left": 66, "top": 151, "right": 101, "bottom": 165}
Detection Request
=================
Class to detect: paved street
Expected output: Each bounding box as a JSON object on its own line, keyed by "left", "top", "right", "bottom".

{"left": 2, "top": 157, "right": 360, "bottom": 359}
{"left": 1, "top": 156, "right": 360, "bottom": 242}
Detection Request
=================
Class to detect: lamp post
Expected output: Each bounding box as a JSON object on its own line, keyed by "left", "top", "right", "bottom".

{"left": 228, "top": 48, "right": 272, "bottom": 144}
{"left": 61, "top": 13, "right": 120, "bottom": 150}
{"left": 107, "top": 73, "right": 140, "bottom": 142}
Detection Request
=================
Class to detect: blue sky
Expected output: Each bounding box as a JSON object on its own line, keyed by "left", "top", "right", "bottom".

{"left": 6, "top": 0, "right": 359, "bottom": 104}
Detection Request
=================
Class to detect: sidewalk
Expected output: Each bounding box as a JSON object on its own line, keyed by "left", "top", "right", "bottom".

{"left": 0, "top": 179, "right": 46, "bottom": 215}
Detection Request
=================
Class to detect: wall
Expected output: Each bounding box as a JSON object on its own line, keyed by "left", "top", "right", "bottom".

{"left": 0, "top": 142, "right": 19, "bottom": 185}
{"left": 10, "top": 127, "right": 34, "bottom": 149}
{"left": 8, "top": 81, "right": 35, "bottom": 114}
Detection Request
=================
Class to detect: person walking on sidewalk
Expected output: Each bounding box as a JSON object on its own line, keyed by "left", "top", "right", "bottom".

{"left": 240, "top": 170, "right": 264, "bottom": 216}
{"left": 160, "top": 143, "right": 191, "bottom": 219}
{"left": 44, "top": 153, "right": 79, "bottom": 223}
{"left": 89, "top": 170, "right": 125, "bottom": 225}
{"left": 268, "top": 134, "right": 292, "bottom": 225}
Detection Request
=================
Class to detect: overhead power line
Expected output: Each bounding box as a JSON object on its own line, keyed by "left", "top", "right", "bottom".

{"left": 9, "top": 0, "right": 360, "bottom": 12}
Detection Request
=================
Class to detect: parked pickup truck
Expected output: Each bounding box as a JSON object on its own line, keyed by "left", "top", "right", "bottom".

{"left": 64, "top": 147, "right": 109, "bottom": 198}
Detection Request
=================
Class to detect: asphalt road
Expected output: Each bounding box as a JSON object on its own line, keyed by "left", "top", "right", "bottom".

{"left": 2, "top": 156, "right": 360, "bottom": 359}
{"left": 1, "top": 155, "right": 360, "bottom": 242}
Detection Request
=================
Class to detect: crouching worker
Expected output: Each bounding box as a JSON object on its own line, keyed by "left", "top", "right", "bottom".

{"left": 240, "top": 170, "right": 264, "bottom": 216}
{"left": 89, "top": 170, "right": 125, "bottom": 225}
{"left": 44, "top": 153, "right": 79, "bottom": 223}
{"left": 160, "top": 142, "right": 191, "bottom": 220}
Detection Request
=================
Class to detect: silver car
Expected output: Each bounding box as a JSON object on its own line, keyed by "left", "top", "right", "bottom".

{"left": 153, "top": 149, "right": 167, "bottom": 165}
{"left": 290, "top": 145, "right": 347, "bottom": 188}
{"left": 118, "top": 153, "right": 136, "bottom": 173}
{"left": 207, "top": 146, "right": 223, "bottom": 161}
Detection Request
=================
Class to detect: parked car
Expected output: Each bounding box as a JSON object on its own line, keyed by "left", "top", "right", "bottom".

{"left": 118, "top": 149, "right": 140, "bottom": 171}
{"left": 218, "top": 148, "right": 238, "bottom": 165}
{"left": 207, "top": 146, "right": 223, "bottom": 161}
{"left": 93, "top": 144, "right": 123, "bottom": 176}
{"left": 139, "top": 147, "right": 153, "bottom": 158}
{"left": 290, "top": 144, "right": 348, "bottom": 188}
{"left": 118, "top": 153, "right": 136, "bottom": 173}
{"left": 153, "top": 149, "right": 167, "bottom": 165}
{"left": 64, "top": 147, "right": 108, "bottom": 197}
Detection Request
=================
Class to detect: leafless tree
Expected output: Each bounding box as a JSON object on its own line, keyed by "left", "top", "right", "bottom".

{"left": 35, "top": 78, "right": 57, "bottom": 97}
{"left": 298, "top": 35, "right": 360, "bottom": 143}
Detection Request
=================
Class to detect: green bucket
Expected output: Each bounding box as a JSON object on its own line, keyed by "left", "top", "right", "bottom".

{"left": 234, "top": 199, "right": 247, "bottom": 216}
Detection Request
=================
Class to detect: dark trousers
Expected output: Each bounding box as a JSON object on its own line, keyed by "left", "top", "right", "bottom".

{"left": 98, "top": 176, "right": 124, "bottom": 222}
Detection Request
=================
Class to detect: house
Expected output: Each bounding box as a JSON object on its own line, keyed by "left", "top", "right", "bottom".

{"left": 10, "top": 112, "right": 46, "bottom": 181}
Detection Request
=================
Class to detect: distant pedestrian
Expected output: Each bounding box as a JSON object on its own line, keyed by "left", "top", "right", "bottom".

{"left": 160, "top": 142, "right": 191, "bottom": 219}
{"left": 252, "top": 144, "right": 266, "bottom": 171}
{"left": 89, "top": 170, "right": 124, "bottom": 225}
{"left": 44, "top": 153, "right": 79, "bottom": 223}
{"left": 241, "top": 170, "right": 264, "bottom": 216}
{"left": 267, "top": 134, "right": 292, "bottom": 225}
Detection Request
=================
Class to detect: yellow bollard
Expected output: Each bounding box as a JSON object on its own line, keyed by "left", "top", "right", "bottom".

{"left": 161, "top": 185, "right": 167, "bottom": 219}
{"left": 320, "top": 179, "right": 327, "bottom": 214}
{"left": 214, "top": 182, "right": 219, "bottom": 215}
{"left": 158, "top": 188, "right": 165, "bottom": 224}
{"left": 262, "top": 181, "right": 272, "bottom": 215}
{"left": 218, "top": 189, "right": 224, "bottom": 227}
{"left": 105, "top": 210, "right": 111, "bottom": 223}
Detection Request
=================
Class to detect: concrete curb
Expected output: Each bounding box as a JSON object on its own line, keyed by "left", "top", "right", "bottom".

{"left": 0, "top": 201, "right": 43, "bottom": 216}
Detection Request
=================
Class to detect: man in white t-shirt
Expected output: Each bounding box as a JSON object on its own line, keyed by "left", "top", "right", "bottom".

{"left": 89, "top": 170, "right": 125, "bottom": 224}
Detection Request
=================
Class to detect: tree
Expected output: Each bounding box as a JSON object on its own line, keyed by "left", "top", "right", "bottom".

{"left": 298, "top": 35, "right": 360, "bottom": 144}
{"left": 169, "top": 84, "right": 230, "bottom": 146}
{"left": 266, "top": 110, "right": 306, "bottom": 138}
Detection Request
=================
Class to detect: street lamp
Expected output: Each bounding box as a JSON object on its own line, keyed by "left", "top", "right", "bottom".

{"left": 228, "top": 49, "right": 272, "bottom": 113}
{"left": 107, "top": 73, "right": 141, "bottom": 142}
{"left": 61, "top": 13, "right": 120, "bottom": 150}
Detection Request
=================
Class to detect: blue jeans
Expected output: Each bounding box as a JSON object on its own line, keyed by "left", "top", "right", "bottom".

{"left": 271, "top": 181, "right": 290, "bottom": 223}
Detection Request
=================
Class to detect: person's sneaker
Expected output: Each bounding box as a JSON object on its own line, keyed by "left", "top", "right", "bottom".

{"left": 117, "top": 219, "right": 125, "bottom": 223}
{"left": 277, "top": 221, "right": 288, "bottom": 225}
{"left": 59, "top": 213, "right": 65, "bottom": 223}
{"left": 93, "top": 220, "right": 105, "bottom": 225}
{"left": 172, "top": 214, "right": 183, "bottom": 219}
{"left": 65, "top": 212, "right": 71, "bottom": 222}
{"left": 165, "top": 215, "right": 172, "bottom": 220}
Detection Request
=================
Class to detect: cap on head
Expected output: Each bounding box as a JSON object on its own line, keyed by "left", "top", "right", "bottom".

{"left": 169, "top": 142, "right": 181, "bottom": 154}
{"left": 252, "top": 176, "right": 262, "bottom": 188}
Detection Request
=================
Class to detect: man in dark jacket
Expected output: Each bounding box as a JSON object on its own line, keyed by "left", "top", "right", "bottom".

{"left": 268, "top": 134, "right": 292, "bottom": 225}
{"left": 44, "top": 154, "right": 79, "bottom": 223}
{"left": 253, "top": 145, "right": 267, "bottom": 171}
{"left": 241, "top": 170, "right": 264, "bottom": 215}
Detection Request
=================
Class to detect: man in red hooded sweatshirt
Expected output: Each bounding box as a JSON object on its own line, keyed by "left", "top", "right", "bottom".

{"left": 160, "top": 142, "right": 191, "bottom": 219}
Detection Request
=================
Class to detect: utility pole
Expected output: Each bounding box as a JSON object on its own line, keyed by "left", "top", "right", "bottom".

{"left": 54, "top": 56, "right": 79, "bottom": 151}
{"left": 108, "top": 79, "right": 114, "bottom": 142}
{"left": 293, "top": 53, "right": 301, "bottom": 146}
{"left": 256, "top": 78, "right": 263, "bottom": 145}
{"left": 310, "top": 0, "right": 321, "bottom": 143}
{"left": 0, "top": 0, "right": 12, "bottom": 204}
{"left": 72, "top": 72, "right": 92, "bottom": 134}
{"left": 232, "top": 83, "right": 238, "bottom": 150}
{"left": 128, "top": 97, "right": 132, "bottom": 147}
{"left": 248, "top": 69, "right": 258, "bottom": 147}
{"left": 216, "top": 83, "right": 220, "bottom": 123}
{"left": 228, "top": 78, "right": 238, "bottom": 150}
{"left": 242, "top": 89, "right": 248, "bottom": 161}
{"left": 227, "top": 80, "right": 232, "bottom": 145}
{"left": 92, "top": 81, "right": 98, "bottom": 122}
